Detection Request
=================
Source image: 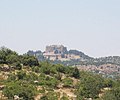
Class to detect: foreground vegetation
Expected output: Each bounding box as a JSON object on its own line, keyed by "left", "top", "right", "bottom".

{"left": 0, "top": 47, "right": 120, "bottom": 100}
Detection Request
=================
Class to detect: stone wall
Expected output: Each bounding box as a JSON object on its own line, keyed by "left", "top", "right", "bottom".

{"left": 45, "top": 45, "right": 67, "bottom": 54}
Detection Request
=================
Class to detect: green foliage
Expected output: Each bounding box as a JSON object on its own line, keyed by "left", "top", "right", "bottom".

{"left": 24, "top": 72, "right": 38, "bottom": 83}
{"left": 77, "top": 72, "right": 104, "bottom": 99}
{"left": 40, "top": 92, "right": 58, "bottom": 100}
{"left": 0, "top": 48, "right": 119, "bottom": 100}
{"left": 0, "top": 47, "right": 19, "bottom": 64}
{"left": 102, "top": 87, "right": 120, "bottom": 100}
{"left": 7, "top": 73, "right": 16, "bottom": 81}
{"left": 71, "top": 67, "right": 80, "bottom": 78}
{"left": 39, "top": 75, "right": 58, "bottom": 88}
{"left": 22, "top": 55, "right": 39, "bottom": 67}
{"left": 3, "top": 81, "right": 37, "bottom": 100}
{"left": 56, "top": 64, "right": 66, "bottom": 73}
{"left": 0, "top": 50, "right": 6, "bottom": 63}
{"left": 7, "top": 70, "right": 39, "bottom": 84}
{"left": 40, "top": 95, "right": 48, "bottom": 100}
{"left": 40, "top": 62, "right": 52, "bottom": 74}
{"left": 55, "top": 72, "right": 62, "bottom": 81}
{"left": 103, "top": 78, "right": 115, "bottom": 87}
{"left": 60, "top": 95, "right": 69, "bottom": 100}
{"left": 32, "top": 66, "right": 40, "bottom": 73}
{"left": 0, "top": 47, "right": 39, "bottom": 69}
{"left": 39, "top": 62, "right": 73, "bottom": 75}
{"left": 15, "top": 62, "right": 22, "bottom": 70}
{"left": 102, "top": 91, "right": 116, "bottom": 100}
{"left": 62, "top": 78, "right": 73, "bottom": 87}
{"left": 60, "top": 93, "right": 69, "bottom": 100}
{"left": 17, "top": 71, "right": 26, "bottom": 80}
{"left": 6, "top": 54, "right": 19, "bottom": 64}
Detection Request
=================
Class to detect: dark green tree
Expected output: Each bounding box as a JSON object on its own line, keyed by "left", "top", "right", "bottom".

{"left": 17, "top": 71, "right": 26, "bottom": 80}
{"left": 72, "top": 67, "right": 80, "bottom": 78}
{"left": 22, "top": 55, "right": 39, "bottom": 67}
{"left": 77, "top": 73, "right": 104, "bottom": 99}
{"left": 40, "top": 92, "right": 58, "bottom": 100}
{"left": 3, "top": 81, "right": 37, "bottom": 100}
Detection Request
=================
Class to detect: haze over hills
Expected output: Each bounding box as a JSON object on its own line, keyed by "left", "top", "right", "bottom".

{"left": 27, "top": 45, "right": 120, "bottom": 66}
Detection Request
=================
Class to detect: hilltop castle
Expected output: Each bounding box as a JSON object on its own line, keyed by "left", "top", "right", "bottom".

{"left": 43, "top": 45, "right": 80, "bottom": 61}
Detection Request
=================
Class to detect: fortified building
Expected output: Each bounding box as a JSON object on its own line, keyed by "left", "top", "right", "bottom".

{"left": 43, "top": 45, "right": 80, "bottom": 61}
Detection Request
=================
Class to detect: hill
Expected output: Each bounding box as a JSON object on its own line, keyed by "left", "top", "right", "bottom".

{"left": 26, "top": 45, "right": 120, "bottom": 78}
{"left": 26, "top": 45, "right": 120, "bottom": 66}
{"left": 0, "top": 47, "right": 120, "bottom": 100}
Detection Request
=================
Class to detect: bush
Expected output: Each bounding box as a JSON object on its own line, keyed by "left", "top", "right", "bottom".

{"left": 3, "top": 81, "right": 37, "bottom": 100}
{"left": 102, "top": 87, "right": 120, "bottom": 100}
{"left": 22, "top": 55, "right": 39, "bottom": 67}
{"left": 71, "top": 67, "right": 80, "bottom": 78}
{"left": 17, "top": 71, "right": 26, "bottom": 80}
{"left": 62, "top": 78, "right": 73, "bottom": 87}
{"left": 40, "top": 92, "right": 58, "bottom": 100}
{"left": 77, "top": 72, "right": 104, "bottom": 99}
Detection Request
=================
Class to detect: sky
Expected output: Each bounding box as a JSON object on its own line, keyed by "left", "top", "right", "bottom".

{"left": 0, "top": 0, "right": 120, "bottom": 57}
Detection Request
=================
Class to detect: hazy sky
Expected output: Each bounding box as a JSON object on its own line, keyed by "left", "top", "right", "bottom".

{"left": 0, "top": 0, "right": 120, "bottom": 57}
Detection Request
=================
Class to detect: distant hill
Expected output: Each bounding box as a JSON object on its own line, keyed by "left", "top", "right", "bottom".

{"left": 68, "top": 50, "right": 93, "bottom": 60}
{"left": 27, "top": 45, "right": 93, "bottom": 63}
{"left": 95, "top": 56, "right": 120, "bottom": 66}
{"left": 26, "top": 45, "right": 120, "bottom": 66}
{"left": 27, "top": 50, "right": 45, "bottom": 61}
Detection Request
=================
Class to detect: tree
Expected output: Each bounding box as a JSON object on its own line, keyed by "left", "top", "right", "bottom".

{"left": 103, "top": 78, "right": 114, "bottom": 87}
{"left": 62, "top": 78, "right": 73, "bottom": 87}
{"left": 72, "top": 67, "right": 80, "bottom": 78}
{"left": 15, "top": 62, "right": 22, "bottom": 70}
{"left": 3, "top": 81, "right": 37, "bottom": 100}
{"left": 17, "top": 71, "right": 26, "bottom": 80}
{"left": 32, "top": 66, "right": 40, "bottom": 73}
{"left": 0, "top": 47, "right": 19, "bottom": 64}
{"left": 6, "top": 54, "right": 19, "bottom": 64}
{"left": 77, "top": 73, "right": 104, "bottom": 99}
{"left": 102, "top": 87, "right": 120, "bottom": 100}
{"left": 0, "top": 50, "right": 6, "bottom": 63}
{"left": 40, "top": 92, "right": 58, "bottom": 100}
{"left": 22, "top": 55, "right": 39, "bottom": 67}
{"left": 40, "top": 62, "right": 52, "bottom": 74}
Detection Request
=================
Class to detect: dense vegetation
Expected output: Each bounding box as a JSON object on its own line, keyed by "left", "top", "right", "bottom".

{"left": 0, "top": 47, "right": 120, "bottom": 100}
{"left": 0, "top": 47, "right": 39, "bottom": 67}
